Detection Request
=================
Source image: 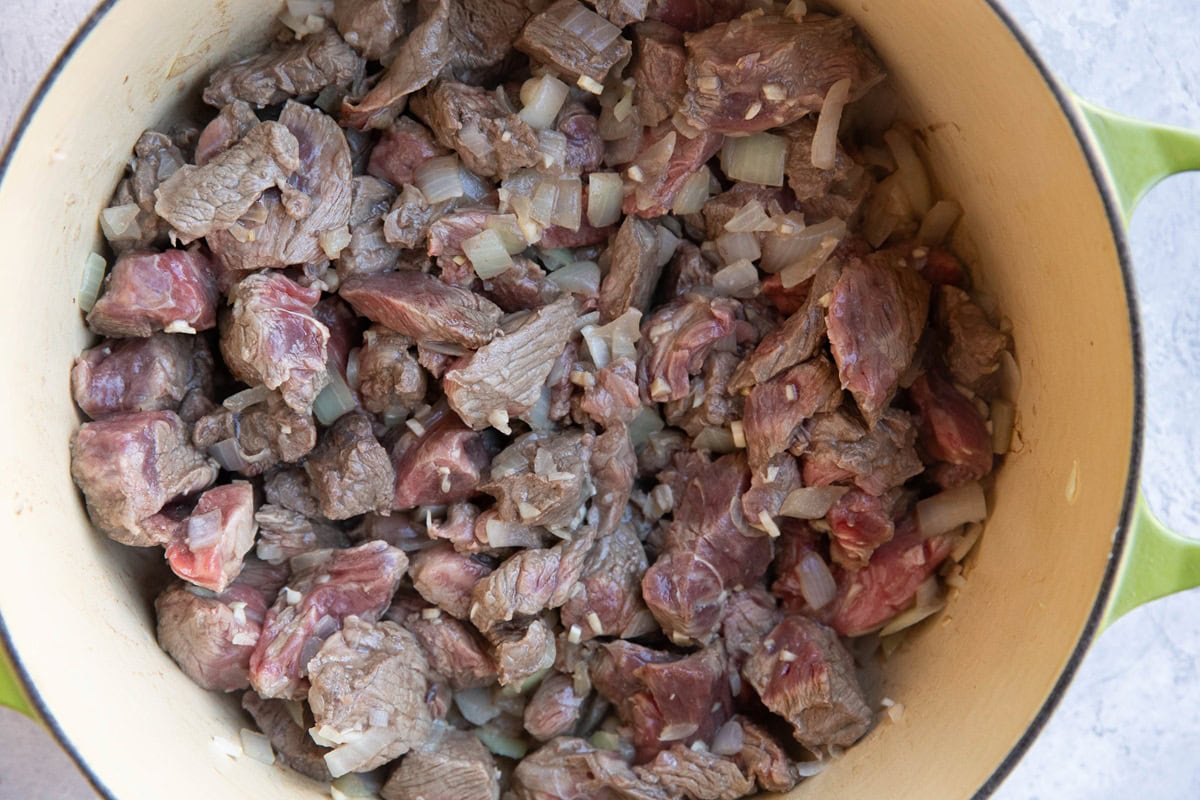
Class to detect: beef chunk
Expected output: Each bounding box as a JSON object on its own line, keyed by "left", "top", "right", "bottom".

{"left": 410, "top": 544, "right": 495, "bottom": 619}
{"left": 658, "top": 241, "right": 713, "bottom": 302}
{"left": 741, "top": 453, "right": 801, "bottom": 533}
{"left": 556, "top": 102, "right": 606, "bottom": 173}
{"left": 512, "top": 737, "right": 671, "bottom": 800}
{"left": 731, "top": 716, "right": 798, "bottom": 793}
{"left": 663, "top": 350, "right": 741, "bottom": 437}
{"left": 341, "top": 270, "right": 503, "bottom": 349}
{"left": 242, "top": 692, "right": 332, "bottom": 782}
{"left": 307, "top": 617, "right": 437, "bottom": 775}
{"left": 742, "top": 357, "right": 842, "bottom": 472}
{"left": 356, "top": 327, "right": 428, "bottom": 415}
{"left": 255, "top": 505, "right": 350, "bottom": 564}
{"left": 645, "top": 0, "right": 743, "bottom": 32}
{"left": 827, "top": 487, "right": 901, "bottom": 570}
{"left": 388, "top": 602, "right": 497, "bottom": 689}
{"left": 304, "top": 413, "right": 395, "bottom": 519}
{"left": 381, "top": 729, "right": 500, "bottom": 800}
{"left": 631, "top": 22, "right": 687, "bottom": 128}
{"left": 70, "top": 410, "right": 218, "bottom": 547}
{"left": 334, "top": 0, "right": 407, "bottom": 60}
{"left": 443, "top": 0, "right": 532, "bottom": 83}
{"left": 680, "top": 15, "right": 883, "bottom": 134}
{"left": 561, "top": 523, "right": 652, "bottom": 642}
{"left": 192, "top": 392, "right": 318, "bottom": 477}
{"left": 335, "top": 176, "right": 400, "bottom": 278}
{"left": 910, "top": 368, "right": 993, "bottom": 488}
{"left": 368, "top": 116, "right": 447, "bottom": 187}
{"left": 220, "top": 272, "right": 330, "bottom": 413}
{"left": 470, "top": 531, "right": 595, "bottom": 633}
{"left": 425, "top": 502, "right": 482, "bottom": 551}
{"left": 516, "top": 0, "right": 632, "bottom": 88}
{"left": 391, "top": 402, "right": 497, "bottom": 509}
{"left": 383, "top": 186, "right": 448, "bottom": 250}
{"left": 87, "top": 249, "right": 219, "bottom": 337}
{"left": 720, "top": 586, "right": 782, "bottom": 672}
{"left": 623, "top": 125, "right": 724, "bottom": 218}
{"left": 482, "top": 256, "right": 562, "bottom": 312}
{"left": 524, "top": 672, "right": 589, "bottom": 741}
{"left": 428, "top": 208, "right": 493, "bottom": 259}
{"left": 599, "top": 216, "right": 667, "bottom": 323}
{"left": 358, "top": 512, "right": 430, "bottom": 550}
{"left": 827, "top": 254, "right": 930, "bottom": 425}
{"left": 164, "top": 481, "right": 258, "bottom": 592}
{"left": 638, "top": 295, "right": 738, "bottom": 403}
{"left": 589, "top": 424, "right": 638, "bottom": 538}
{"left": 937, "top": 285, "right": 1011, "bottom": 396}
{"left": 194, "top": 101, "right": 259, "bottom": 167}
{"left": 264, "top": 467, "right": 321, "bottom": 517}
{"left": 802, "top": 407, "right": 923, "bottom": 495}
{"left": 250, "top": 540, "right": 407, "bottom": 698}
{"left": 491, "top": 616, "right": 558, "bottom": 686}
{"left": 413, "top": 81, "right": 540, "bottom": 179}
{"left": 701, "top": 183, "right": 793, "bottom": 241}
{"left": 72, "top": 334, "right": 212, "bottom": 420}
{"left": 635, "top": 744, "right": 754, "bottom": 800}
{"left": 444, "top": 296, "right": 578, "bottom": 432}
{"left": 580, "top": 357, "right": 642, "bottom": 429}
{"left": 482, "top": 429, "right": 595, "bottom": 529}
{"left": 743, "top": 615, "right": 871, "bottom": 750}
{"left": 781, "top": 117, "right": 869, "bottom": 220}
{"left": 637, "top": 429, "right": 688, "bottom": 479}
{"left": 203, "top": 28, "right": 363, "bottom": 108}
{"left": 153, "top": 122, "right": 301, "bottom": 244}
{"left": 103, "top": 131, "right": 191, "bottom": 253}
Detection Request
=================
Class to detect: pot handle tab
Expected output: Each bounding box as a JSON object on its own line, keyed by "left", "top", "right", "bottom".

{"left": 1076, "top": 97, "right": 1200, "bottom": 223}
{"left": 1104, "top": 494, "right": 1200, "bottom": 630}
{"left": 0, "top": 645, "right": 36, "bottom": 719}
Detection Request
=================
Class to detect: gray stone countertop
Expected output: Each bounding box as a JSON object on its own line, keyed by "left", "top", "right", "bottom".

{"left": 1, "top": 1, "right": 1197, "bottom": 798}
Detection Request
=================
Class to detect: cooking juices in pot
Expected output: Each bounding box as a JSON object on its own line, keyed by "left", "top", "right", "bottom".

{"left": 66, "top": 0, "right": 1018, "bottom": 795}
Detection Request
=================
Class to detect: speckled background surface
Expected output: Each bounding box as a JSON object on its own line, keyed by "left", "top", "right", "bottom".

{"left": 1, "top": 1, "right": 1197, "bottom": 798}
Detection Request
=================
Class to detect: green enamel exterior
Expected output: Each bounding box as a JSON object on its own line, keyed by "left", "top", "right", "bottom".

{"left": 1104, "top": 495, "right": 1200, "bottom": 630}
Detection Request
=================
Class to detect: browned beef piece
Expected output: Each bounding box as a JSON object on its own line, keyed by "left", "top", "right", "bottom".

{"left": 264, "top": 468, "right": 321, "bottom": 517}
{"left": 70, "top": 410, "right": 218, "bottom": 547}
{"left": 412, "top": 81, "right": 540, "bottom": 180}
{"left": 473, "top": 509, "right": 547, "bottom": 551}
{"left": 426, "top": 502, "right": 481, "bottom": 551}
{"left": 249, "top": 540, "right": 407, "bottom": 698}
{"left": 192, "top": 392, "right": 318, "bottom": 477}
{"left": 590, "top": 425, "right": 638, "bottom": 539}
{"left": 195, "top": 101, "right": 258, "bottom": 166}
{"left": 561, "top": 523, "right": 652, "bottom": 642}
{"left": 802, "top": 407, "right": 922, "bottom": 495}
{"left": 341, "top": 270, "right": 503, "bottom": 349}
{"left": 307, "top": 617, "right": 437, "bottom": 775}
{"left": 827, "top": 487, "right": 903, "bottom": 570}
{"left": 163, "top": 481, "right": 258, "bottom": 592}
{"left": 491, "top": 616, "right": 558, "bottom": 686}
{"left": 444, "top": 0, "right": 532, "bottom": 83}
{"left": 315, "top": 296, "right": 359, "bottom": 378}
{"left": 428, "top": 208, "right": 494, "bottom": 259}
{"left": 635, "top": 744, "right": 754, "bottom": 800}
{"left": 334, "top": 0, "right": 406, "bottom": 60}
{"left": 642, "top": 453, "right": 773, "bottom": 643}
{"left": 87, "top": 249, "right": 219, "bottom": 338}
{"left": 680, "top": 15, "right": 883, "bottom": 134}
{"left": 637, "top": 429, "right": 688, "bottom": 480}
{"left": 638, "top": 295, "right": 739, "bottom": 403}
{"left": 556, "top": 102, "right": 606, "bottom": 173}
{"left": 336, "top": 176, "right": 400, "bottom": 278}
{"left": 827, "top": 254, "right": 930, "bottom": 425}
{"left": 630, "top": 22, "right": 686, "bottom": 127}
{"left": 740, "top": 453, "right": 801, "bottom": 533}
{"left": 663, "top": 351, "right": 740, "bottom": 437}
{"left": 623, "top": 125, "right": 724, "bottom": 218}
{"left": 382, "top": 729, "right": 500, "bottom": 800}
{"left": 720, "top": 585, "right": 782, "bottom": 673}
{"left": 444, "top": 296, "right": 578, "bottom": 432}
{"left": 539, "top": 215, "right": 619, "bottom": 249}
{"left": 580, "top": 357, "right": 642, "bottom": 429}
{"left": 356, "top": 326, "right": 428, "bottom": 415}
{"left": 103, "top": 131, "right": 189, "bottom": 253}
{"left": 391, "top": 402, "right": 497, "bottom": 509}
{"left": 593, "top": 0, "right": 649, "bottom": 26}
{"left": 645, "top": 0, "right": 742, "bottom": 32}
{"left": 242, "top": 691, "right": 332, "bottom": 782}
{"left": 207, "top": 103, "right": 353, "bottom": 272}
{"left": 599, "top": 216, "right": 665, "bottom": 323}
{"left": 909, "top": 368, "right": 993, "bottom": 488}
{"left": 72, "top": 334, "right": 212, "bottom": 420}
{"left": 517, "top": 0, "right": 632, "bottom": 87}
{"left": 770, "top": 518, "right": 826, "bottom": 613}
{"left": 512, "top": 737, "right": 673, "bottom": 800}
{"left": 482, "top": 256, "right": 562, "bottom": 312}
{"left": 701, "top": 182, "right": 793, "bottom": 241}
{"left": 937, "top": 285, "right": 1010, "bottom": 396}
{"left": 220, "top": 272, "right": 330, "bottom": 413}
{"left": 920, "top": 246, "right": 967, "bottom": 287}
{"left": 731, "top": 716, "right": 797, "bottom": 793}
{"left": 781, "top": 117, "right": 869, "bottom": 220}
{"left": 383, "top": 185, "right": 452, "bottom": 250}
{"left": 470, "top": 530, "right": 595, "bottom": 633}
{"left": 204, "top": 28, "right": 363, "bottom": 107}
{"left": 744, "top": 615, "right": 871, "bottom": 750}
{"left": 357, "top": 511, "right": 431, "bottom": 550}
{"left": 410, "top": 543, "right": 495, "bottom": 618}
{"left": 743, "top": 357, "right": 842, "bottom": 472}
{"left": 658, "top": 240, "right": 714, "bottom": 301}
{"left": 255, "top": 505, "right": 349, "bottom": 564}
{"left": 304, "top": 413, "right": 395, "bottom": 519}
{"left": 524, "top": 672, "right": 589, "bottom": 741}
{"left": 153, "top": 122, "right": 300, "bottom": 244}
{"left": 387, "top": 602, "right": 497, "bottom": 689}
{"left": 483, "top": 429, "right": 595, "bottom": 529}
{"left": 368, "top": 116, "right": 447, "bottom": 186}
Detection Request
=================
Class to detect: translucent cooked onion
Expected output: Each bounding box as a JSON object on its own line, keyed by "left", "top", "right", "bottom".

{"left": 721, "top": 132, "right": 787, "bottom": 187}
{"left": 778, "top": 217, "right": 846, "bottom": 288}
{"left": 484, "top": 518, "right": 541, "bottom": 548}
{"left": 724, "top": 199, "right": 776, "bottom": 233}
{"left": 552, "top": 176, "right": 583, "bottom": 230}
{"left": 658, "top": 722, "right": 699, "bottom": 742}
{"left": 917, "top": 199, "right": 962, "bottom": 245}
{"left": 711, "top": 720, "right": 744, "bottom": 756}
{"left": 758, "top": 211, "right": 806, "bottom": 273}
{"left": 879, "top": 587, "right": 946, "bottom": 637}
{"left": 671, "top": 166, "right": 713, "bottom": 215}
{"left": 654, "top": 225, "right": 681, "bottom": 269}
{"left": 208, "top": 438, "right": 273, "bottom": 472}
{"left": 460, "top": 167, "right": 493, "bottom": 203}
{"left": 476, "top": 726, "right": 529, "bottom": 759}
{"left": 414, "top": 155, "right": 465, "bottom": 203}
{"left": 990, "top": 398, "right": 1015, "bottom": 454}
{"left": 780, "top": 486, "right": 849, "bottom": 519}
{"left": 331, "top": 773, "right": 384, "bottom": 799}
{"left": 462, "top": 229, "right": 514, "bottom": 279}
{"left": 884, "top": 128, "right": 933, "bottom": 216}
{"left": 239, "top": 729, "right": 275, "bottom": 765}
{"left": 519, "top": 74, "right": 570, "bottom": 131}
{"left": 715, "top": 231, "right": 761, "bottom": 265}
{"left": 223, "top": 385, "right": 271, "bottom": 412}
{"left": 100, "top": 203, "right": 140, "bottom": 242}
{"left": 581, "top": 308, "right": 642, "bottom": 368}
{"left": 628, "top": 407, "right": 666, "bottom": 448}
{"left": 485, "top": 214, "right": 527, "bottom": 254}
{"left": 916, "top": 481, "right": 987, "bottom": 538}
{"left": 812, "top": 77, "right": 852, "bottom": 170}
{"left": 538, "top": 129, "right": 569, "bottom": 170}
{"left": 547, "top": 260, "right": 601, "bottom": 295}
{"left": 798, "top": 551, "right": 837, "bottom": 609}
{"left": 590, "top": 730, "right": 622, "bottom": 752}
{"left": 712, "top": 259, "right": 759, "bottom": 297}
{"left": 313, "top": 367, "right": 357, "bottom": 426}
{"left": 324, "top": 727, "right": 395, "bottom": 778}
{"left": 951, "top": 522, "right": 984, "bottom": 562}
{"left": 78, "top": 252, "right": 107, "bottom": 313}
{"left": 531, "top": 179, "right": 559, "bottom": 226}
{"left": 587, "top": 172, "right": 623, "bottom": 227}
{"left": 455, "top": 686, "right": 501, "bottom": 726}
{"left": 693, "top": 426, "right": 737, "bottom": 453}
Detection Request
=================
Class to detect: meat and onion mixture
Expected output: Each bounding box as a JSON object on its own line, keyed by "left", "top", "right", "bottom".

{"left": 70, "top": 0, "right": 1016, "bottom": 796}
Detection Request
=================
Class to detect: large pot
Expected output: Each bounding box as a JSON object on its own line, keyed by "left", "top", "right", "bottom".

{"left": 1, "top": 1, "right": 1198, "bottom": 797}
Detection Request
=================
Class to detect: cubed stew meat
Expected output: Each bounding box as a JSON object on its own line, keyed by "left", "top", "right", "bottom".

{"left": 71, "top": 1, "right": 1015, "bottom": 795}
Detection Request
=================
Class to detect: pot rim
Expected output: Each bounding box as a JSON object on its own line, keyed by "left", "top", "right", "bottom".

{"left": 0, "top": 1, "right": 1145, "bottom": 798}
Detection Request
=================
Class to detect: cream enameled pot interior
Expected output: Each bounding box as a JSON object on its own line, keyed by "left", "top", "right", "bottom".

{"left": 0, "top": 0, "right": 1135, "bottom": 797}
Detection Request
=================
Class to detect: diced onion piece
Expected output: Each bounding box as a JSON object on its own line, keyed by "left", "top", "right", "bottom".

{"left": 783, "top": 0, "right": 807, "bottom": 21}
{"left": 455, "top": 686, "right": 502, "bottom": 726}
{"left": 879, "top": 589, "right": 946, "bottom": 637}
{"left": 628, "top": 407, "right": 665, "bottom": 448}
{"left": 884, "top": 128, "right": 933, "bottom": 216}
{"left": 331, "top": 772, "right": 384, "bottom": 799}
{"left": 917, "top": 199, "right": 962, "bottom": 245}
{"left": 223, "top": 385, "right": 271, "bottom": 412}
{"left": 484, "top": 214, "right": 527, "bottom": 255}
{"left": 759, "top": 212, "right": 807, "bottom": 273}
{"left": 693, "top": 426, "right": 736, "bottom": 453}
{"left": 780, "top": 486, "right": 849, "bottom": 519}
{"left": 654, "top": 225, "right": 681, "bottom": 270}
{"left": 712, "top": 259, "right": 759, "bottom": 298}
{"left": 313, "top": 367, "right": 357, "bottom": 426}
{"left": 590, "top": 731, "right": 622, "bottom": 751}
{"left": 672, "top": 111, "right": 704, "bottom": 140}
{"left": 78, "top": 252, "right": 107, "bottom": 313}
{"left": 586, "top": 172, "right": 623, "bottom": 227}
{"left": 658, "top": 722, "right": 699, "bottom": 742}
{"left": 811, "top": 78, "right": 852, "bottom": 170}
{"left": 211, "top": 734, "right": 242, "bottom": 759}
{"left": 519, "top": 74, "right": 570, "bottom": 130}
{"left": 724, "top": 199, "right": 776, "bottom": 233}
{"left": 715, "top": 232, "right": 761, "bottom": 265}
{"left": 100, "top": 203, "right": 141, "bottom": 242}
{"left": 720, "top": 132, "right": 786, "bottom": 187}
{"left": 671, "top": 165, "right": 713, "bottom": 215}
{"left": 538, "top": 129, "right": 569, "bottom": 170}
{"left": 476, "top": 726, "right": 529, "bottom": 759}
{"left": 798, "top": 552, "right": 837, "bottom": 609}
{"left": 999, "top": 350, "right": 1021, "bottom": 402}
{"left": 324, "top": 727, "right": 395, "bottom": 778}
{"left": 916, "top": 482, "right": 987, "bottom": 538}
{"left": 710, "top": 720, "right": 744, "bottom": 756}
{"left": 951, "top": 522, "right": 984, "bottom": 562}
{"left": 547, "top": 260, "right": 601, "bottom": 295}
{"left": 530, "top": 179, "right": 559, "bottom": 226}
{"left": 552, "top": 176, "right": 583, "bottom": 230}
{"left": 414, "top": 155, "right": 465, "bottom": 204}
{"left": 484, "top": 518, "right": 538, "bottom": 548}
{"left": 990, "top": 398, "right": 1015, "bottom": 454}
{"left": 778, "top": 217, "right": 846, "bottom": 288}
{"left": 462, "top": 229, "right": 514, "bottom": 279}
{"left": 581, "top": 308, "right": 642, "bottom": 368}
{"left": 239, "top": 729, "right": 275, "bottom": 765}
{"left": 207, "top": 438, "right": 270, "bottom": 472}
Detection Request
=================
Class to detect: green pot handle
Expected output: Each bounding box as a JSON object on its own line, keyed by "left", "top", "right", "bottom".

{"left": 1075, "top": 97, "right": 1200, "bottom": 630}
{"left": 0, "top": 643, "right": 35, "bottom": 719}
